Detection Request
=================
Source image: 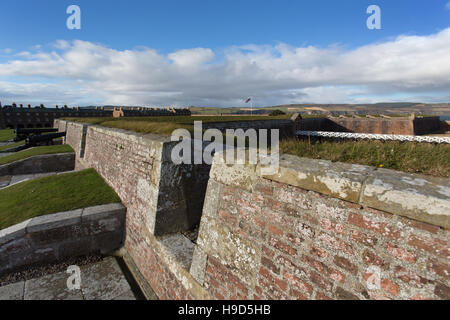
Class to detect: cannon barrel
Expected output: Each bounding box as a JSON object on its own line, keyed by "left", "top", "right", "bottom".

{"left": 26, "top": 132, "right": 66, "bottom": 145}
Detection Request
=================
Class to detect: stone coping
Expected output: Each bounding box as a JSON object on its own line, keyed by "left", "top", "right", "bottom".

{"left": 211, "top": 152, "right": 450, "bottom": 229}
{"left": 0, "top": 203, "right": 125, "bottom": 247}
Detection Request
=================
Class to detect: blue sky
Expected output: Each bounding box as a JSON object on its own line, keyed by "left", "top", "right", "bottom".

{"left": 0, "top": 0, "right": 449, "bottom": 107}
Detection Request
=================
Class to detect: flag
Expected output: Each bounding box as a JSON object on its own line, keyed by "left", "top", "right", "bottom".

{"left": 245, "top": 98, "right": 251, "bottom": 103}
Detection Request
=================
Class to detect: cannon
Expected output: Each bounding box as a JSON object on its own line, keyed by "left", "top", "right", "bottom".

{"left": 26, "top": 132, "right": 66, "bottom": 147}
{"left": 15, "top": 128, "right": 59, "bottom": 141}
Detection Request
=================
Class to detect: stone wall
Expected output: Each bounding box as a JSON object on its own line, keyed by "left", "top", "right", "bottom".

{"left": 0, "top": 203, "right": 126, "bottom": 276}
{"left": 297, "top": 117, "right": 441, "bottom": 135}
{"left": 202, "top": 119, "right": 296, "bottom": 139}
{"left": 56, "top": 119, "right": 212, "bottom": 299}
{"left": 57, "top": 119, "right": 450, "bottom": 300}
{"left": 192, "top": 153, "right": 450, "bottom": 300}
{"left": 413, "top": 117, "right": 442, "bottom": 135}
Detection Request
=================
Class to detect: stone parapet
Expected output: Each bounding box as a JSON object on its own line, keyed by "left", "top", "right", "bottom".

{"left": 0, "top": 203, "right": 126, "bottom": 276}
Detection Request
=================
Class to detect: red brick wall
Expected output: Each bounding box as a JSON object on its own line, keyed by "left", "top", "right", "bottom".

{"left": 333, "top": 118, "right": 414, "bottom": 135}
{"left": 58, "top": 121, "right": 199, "bottom": 299}
{"left": 59, "top": 120, "right": 449, "bottom": 300}
{"left": 202, "top": 178, "right": 449, "bottom": 300}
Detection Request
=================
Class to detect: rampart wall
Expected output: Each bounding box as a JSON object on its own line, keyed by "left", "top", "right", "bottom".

{"left": 56, "top": 119, "right": 450, "bottom": 300}
{"left": 297, "top": 117, "right": 441, "bottom": 135}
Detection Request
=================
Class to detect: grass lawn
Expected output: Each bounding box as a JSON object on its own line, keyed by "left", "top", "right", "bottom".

{"left": 0, "top": 140, "right": 25, "bottom": 152}
{"left": 280, "top": 139, "right": 450, "bottom": 178}
{"left": 0, "top": 129, "right": 15, "bottom": 142}
{"left": 0, "top": 144, "right": 74, "bottom": 166}
{"left": 63, "top": 115, "right": 291, "bottom": 136}
{"left": 0, "top": 169, "right": 121, "bottom": 230}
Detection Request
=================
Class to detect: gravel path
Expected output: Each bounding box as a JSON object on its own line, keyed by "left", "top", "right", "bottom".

{"left": 0, "top": 256, "right": 140, "bottom": 300}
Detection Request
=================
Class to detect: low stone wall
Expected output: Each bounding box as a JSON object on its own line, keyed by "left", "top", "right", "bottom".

{"left": 0, "top": 203, "right": 126, "bottom": 276}
{"left": 0, "top": 152, "right": 75, "bottom": 176}
{"left": 203, "top": 119, "right": 296, "bottom": 139}
{"left": 191, "top": 153, "right": 450, "bottom": 300}
{"left": 297, "top": 117, "right": 441, "bottom": 135}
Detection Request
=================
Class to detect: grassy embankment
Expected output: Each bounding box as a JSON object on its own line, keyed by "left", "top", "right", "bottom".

{"left": 63, "top": 115, "right": 291, "bottom": 136}
{"left": 0, "top": 129, "right": 15, "bottom": 142}
{"left": 280, "top": 139, "right": 450, "bottom": 178}
{"left": 64, "top": 116, "right": 449, "bottom": 177}
{"left": 0, "top": 144, "right": 73, "bottom": 166}
{"left": 0, "top": 169, "right": 121, "bottom": 230}
{"left": 0, "top": 141, "right": 25, "bottom": 152}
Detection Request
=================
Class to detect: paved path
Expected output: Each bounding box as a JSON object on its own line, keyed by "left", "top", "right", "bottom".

{"left": 0, "top": 257, "right": 137, "bottom": 300}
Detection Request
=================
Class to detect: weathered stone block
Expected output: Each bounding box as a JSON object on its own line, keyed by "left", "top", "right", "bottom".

{"left": 58, "top": 238, "right": 92, "bottom": 260}
{"left": 91, "top": 231, "right": 124, "bottom": 255}
{"left": 82, "top": 203, "right": 126, "bottom": 222}
{"left": 361, "top": 169, "right": 450, "bottom": 229}
{"left": 0, "top": 281, "right": 25, "bottom": 300}
{"left": 27, "top": 209, "right": 82, "bottom": 233}
{"left": 201, "top": 180, "right": 222, "bottom": 219}
{"left": 197, "top": 216, "right": 261, "bottom": 287}
{"left": 9, "top": 247, "right": 54, "bottom": 269}
{"left": 28, "top": 224, "right": 86, "bottom": 245}
{"left": 0, "top": 219, "right": 30, "bottom": 246}
{"left": 190, "top": 246, "right": 208, "bottom": 285}
{"left": 262, "top": 154, "right": 372, "bottom": 203}
{"left": 159, "top": 233, "right": 196, "bottom": 271}
{"left": 210, "top": 152, "right": 258, "bottom": 192}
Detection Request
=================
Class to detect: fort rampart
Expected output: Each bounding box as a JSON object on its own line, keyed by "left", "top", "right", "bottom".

{"left": 297, "top": 116, "right": 442, "bottom": 135}
{"left": 55, "top": 119, "right": 450, "bottom": 300}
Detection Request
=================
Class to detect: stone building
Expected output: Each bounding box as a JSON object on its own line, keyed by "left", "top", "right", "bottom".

{"left": 0, "top": 103, "right": 191, "bottom": 129}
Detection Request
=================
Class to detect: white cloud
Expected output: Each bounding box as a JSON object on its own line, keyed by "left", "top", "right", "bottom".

{"left": 446, "top": 2, "right": 450, "bottom": 10}
{"left": 1, "top": 28, "right": 450, "bottom": 106}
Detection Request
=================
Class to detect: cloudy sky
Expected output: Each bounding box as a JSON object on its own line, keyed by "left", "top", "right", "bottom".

{"left": 0, "top": 0, "right": 449, "bottom": 107}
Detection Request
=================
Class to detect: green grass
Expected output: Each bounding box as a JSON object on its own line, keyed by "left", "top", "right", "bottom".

{"left": 0, "top": 129, "right": 15, "bottom": 142}
{"left": 0, "top": 140, "right": 25, "bottom": 152}
{"left": 280, "top": 139, "right": 450, "bottom": 178}
{"left": 0, "top": 144, "right": 73, "bottom": 166}
{"left": 63, "top": 115, "right": 291, "bottom": 135}
{"left": 0, "top": 169, "right": 121, "bottom": 230}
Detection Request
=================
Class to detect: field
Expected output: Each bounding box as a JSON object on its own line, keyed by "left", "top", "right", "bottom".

{"left": 0, "top": 129, "right": 15, "bottom": 142}
{"left": 0, "top": 169, "right": 120, "bottom": 230}
{"left": 280, "top": 139, "right": 450, "bottom": 178}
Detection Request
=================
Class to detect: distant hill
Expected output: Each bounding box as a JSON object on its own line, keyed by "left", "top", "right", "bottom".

{"left": 189, "top": 103, "right": 450, "bottom": 116}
